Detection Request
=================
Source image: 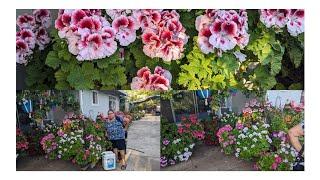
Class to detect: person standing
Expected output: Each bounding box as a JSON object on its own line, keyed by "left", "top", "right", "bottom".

{"left": 105, "top": 110, "right": 127, "bottom": 170}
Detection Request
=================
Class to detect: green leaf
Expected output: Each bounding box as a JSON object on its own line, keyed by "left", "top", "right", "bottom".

{"left": 66, "top": 63, "right": 100, "bottom": 89}
{"left": 100, "top": 65, "right": 127, "bottom": 89}
{"left": 289, "top": 83, "right": 303, "bottom": 90}
{"left": 96, "top": 51, "right": 122, "bottom": 69}
{"left": 288, "top": 45, "right": 303, "bottom": 68}
{"left": 254, "top": 66, "right": 277, "bottom": 90}
{"left": 46, "top": 51, "right": 61, "bottom": 69}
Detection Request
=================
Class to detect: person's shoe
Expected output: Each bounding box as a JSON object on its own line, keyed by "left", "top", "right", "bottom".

{"left": 121, "top": 164, "right": 127, "bottom": 170}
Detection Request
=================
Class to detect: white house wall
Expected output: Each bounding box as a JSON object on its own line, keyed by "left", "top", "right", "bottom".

{"left": 266, "top": 90, "right": 302, "bottom": 108}
{"left": 80, "top": 91, "right": 120, "bottom": 120}
{"left": 80, "top": 90, "right": 110, "bottom": 120}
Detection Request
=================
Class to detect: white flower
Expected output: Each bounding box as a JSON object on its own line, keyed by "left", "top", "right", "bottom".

{"left": 252, "top": 125, "right": 258, "bottom": 130}
{"left": 261, "top": 130, "right": 268, "bottom": 135}
{"left": 177, "top": 151, "right": 181, "bottom": 155}
{"left": 237, "top": 142, "right": 240, "bottom": 145}
{"left": 238, "top": 134, "right": 246, "bottom": 139}
{"left": 174, "top": 156, "right": 177, "bottom": 160}
{"left": 189, "top": 143, "right": 195, "bottom": 149}
{"left": 291, "top": 151, "right": 296, "bottom": 157}
{"left": 253, "top": 138, "right": 258, "bottom": 142}
{"left": 58, "top": 150, "right": 62, "bottom": 154}
{"left": 178, "top": 155, "right": 184, "bottom": 161}
{"left": 251, "top": 144, "right": 255, "bottom": 148}
{"left": 243, "top": 127, "right": 248, "bottom": 133}
{"left": 243, "top": 147, "right": 248, "bottom": 151}
{"left": 284, "top": 159, "right": 288, "bottom": 163}
{"left": 235, "top": 152, "right": 239, "bottom": 157}
{"left": 70, "top": 132, "right": 74, "bottom": 136}
{"left": 249, "top": 134, "right": 253, "bottom": 138}
{"left": 252, "top": 132, "right": 257, "bottom": 136}
{"left": 58, "top": 155, "right": 61, "bottom": 159}
{"left": 281, "top": 147, "right": 286, "bottom": 152}
{"left": 236, "top": 148, "right": 241, "bottom": 152}
{"left": 184, "top": 148, "right": 189, "bottom": 152}
{"left": 70, "top": 141, "right": 74, "bottom": 144}
{"left": 64, "top": 148, "right": 67, "bottom": 152}
{"left": 262, "top": 124, "right": 270, "bottom": 128}
{"left": 70, "top": 146, "right": 72, "bottom": 149}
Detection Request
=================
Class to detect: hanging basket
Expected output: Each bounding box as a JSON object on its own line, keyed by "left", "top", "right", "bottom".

{"left": 196, "top": 90, "right": 212, "bottom": 106}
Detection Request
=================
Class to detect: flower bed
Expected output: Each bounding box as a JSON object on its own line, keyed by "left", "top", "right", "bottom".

{"left": 160, "top": 118, "right": 195, "bottom": 167}
{"left": 39, "top": 114, "right": 112, "bottom": 168}
{"left": 160, "top": 115, "right": 205, "bottom": 167}
{"left": 216, "top": 99, "right": 304, "bottom": 170}
{"left": 17, "top": 9, "right": 304, "bottom": 91}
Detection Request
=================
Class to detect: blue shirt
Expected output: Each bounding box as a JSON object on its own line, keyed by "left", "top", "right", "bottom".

{"left": 105, "top": 116, "right": 125, "bottom": 140}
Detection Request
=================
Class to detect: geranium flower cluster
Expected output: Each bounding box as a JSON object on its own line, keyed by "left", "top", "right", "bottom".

{"left": 195, "top": 9, "right": 250, "bottom": 55}
{"left": 40, "top": 133, "right": 57, "bottom": 155}
{"left": 216, "top": 124, "right": 236, "bottom": 155}
{"left": 178, "top": 114, "right": 205, "bottom": 141}
{"left": 55, "top": 9, "right": 119, "bottom": 61}
{"left": 234, "top": 122, "right": 272, "bottom": 160}
{"left": 259, "top": 9, "right": 304, "bottom": 36}
{"left": 16, "top": 9, "right": 51, "bottom": 65}
{"left": 136, "top": 10, "right": 189, "bottom": 61}
{"left": 16, "top": 128, "right": 29, "bottom": 155}
{"left": 106, "top": 10, "right": 139, "bottom": 46}
{"left": 131, "top": 66, "right": 172, "bottom": 90}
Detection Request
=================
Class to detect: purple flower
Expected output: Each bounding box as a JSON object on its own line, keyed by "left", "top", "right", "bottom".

{"left": 162, "top": 139, "right": 170, "bottom": 146}
{"left": 236, "top": 122, "right": 244, "bottom": 130}
{"left": 160, "top": 156, "right": 168, "bottom": 167}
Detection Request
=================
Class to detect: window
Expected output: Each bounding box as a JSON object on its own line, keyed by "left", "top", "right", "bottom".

{"left": 109, "top": 96, "right": 116, "bottom": 111}
{"left": 92, "top": 91, "right": 98, "bottom": 105}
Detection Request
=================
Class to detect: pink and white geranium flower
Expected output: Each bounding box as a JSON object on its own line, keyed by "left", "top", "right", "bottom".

{"left": 55, "top": 9, "right": 118, "bottom": 61}
{"left": 196, "top": 9, "right": 250, "bottom": 55}
{"left": 106, "top": 9, "right": 133, "bottom": 20}
{"left": 112, "top": 15, "right": 139, "bottom": 46}
{"left": 131, "top": 66, "right": 171, "bottom": 90}
{"left": 259, "top": 9, "right": 304, "bottom": 37}
{"left": 16, "top": 9, "right": 52, "bottom": 65}
{"left": 135, "top": 10, "right": 188, "bottom": 61}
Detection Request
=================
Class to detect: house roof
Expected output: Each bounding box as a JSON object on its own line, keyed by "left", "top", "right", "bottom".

{"left": 100, "top": 90, "right": 127, "bottom": 97}
{"left": 131, "top": 95, "right": 160, "bottom": 104}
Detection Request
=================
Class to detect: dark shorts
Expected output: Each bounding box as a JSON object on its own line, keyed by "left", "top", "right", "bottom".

{"left": 110, "top": 139, "right": 126, "bottom": 150}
